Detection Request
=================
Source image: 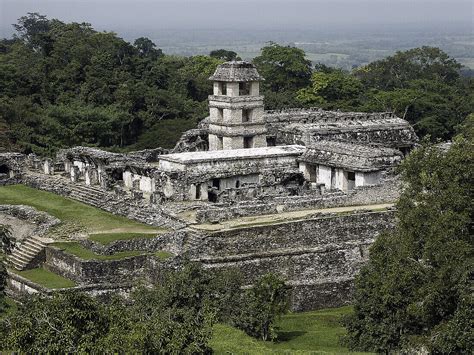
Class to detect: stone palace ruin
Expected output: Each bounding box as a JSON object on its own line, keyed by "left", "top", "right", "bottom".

{"left": 1, "top": 61, "right": 418, "bottom": 310}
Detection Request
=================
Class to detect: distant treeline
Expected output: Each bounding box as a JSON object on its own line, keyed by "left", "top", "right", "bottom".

{"left": 0, "top": 13, "right": 472, "bottom": 155}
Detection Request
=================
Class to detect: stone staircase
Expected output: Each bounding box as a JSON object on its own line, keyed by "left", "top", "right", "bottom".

{"left": 69, "top": 184, "right": 109, "bottom": 208}
{"left": 7, "top": 235, "right": 49, "bottom": 271}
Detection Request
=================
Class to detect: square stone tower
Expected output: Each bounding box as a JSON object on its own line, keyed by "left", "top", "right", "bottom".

{"left": 208, "top": 61, "right": 266, "bottom": 150}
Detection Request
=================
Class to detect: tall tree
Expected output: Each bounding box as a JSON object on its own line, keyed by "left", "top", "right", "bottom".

{"left": 210, "top": 49, "right": 240, "bottom": 61}
{"left": 253, "top": 42, "right": 312, "bottom": 92}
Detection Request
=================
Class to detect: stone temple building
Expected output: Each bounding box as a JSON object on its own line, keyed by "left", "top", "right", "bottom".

{"left": 2, "top": 61, "right": 419, "bottom": 310}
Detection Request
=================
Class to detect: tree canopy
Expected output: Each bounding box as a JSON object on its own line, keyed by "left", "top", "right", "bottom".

{"left": 0, "top": 13, "right": 220, "bottom": 155}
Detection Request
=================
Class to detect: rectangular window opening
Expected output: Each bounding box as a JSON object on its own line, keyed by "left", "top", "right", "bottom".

{"left": 239, "top": 82, "right": 250, "bottom": 96}
{"left": 243, "top": 137, "right": 253, "bottom": 149}
{"left": 195, "top": 184, "right": 201, "bottom": 199}
{"left": 266, "top": 137, "right": 276, "bottom": 146}
{"left": 217, "top": 108, "right": 224, "bottom": 121}
{"left": 242, "top": 109, "right": 252, "bottom": 122}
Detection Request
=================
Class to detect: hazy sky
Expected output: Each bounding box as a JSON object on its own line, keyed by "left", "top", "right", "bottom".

{"left": 1, "top": 0, "right": 472, "bottom": 38}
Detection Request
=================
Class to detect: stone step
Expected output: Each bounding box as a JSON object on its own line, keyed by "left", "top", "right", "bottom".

{"left": 7, "top": 256, "right": 30, "bottom": 270}
{"left": 8, "top": 258, "right": 27, "bottom": 270}
{"left": 7, "top": 235, "right": 47, "bottom": 271}
{"left": 18, "top": 243, "right": 41, "bottom": 255}
{"left": 70, "top": 190, "right": 107, "bottom": 201}
{"left": 15, "top": 247, "right": 37, "bottom": 259}
{"left": 24, "top": 239, "right": 45, "bottom": 249}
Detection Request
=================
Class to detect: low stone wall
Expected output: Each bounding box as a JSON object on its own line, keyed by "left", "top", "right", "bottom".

{"left": 45, "top": 246, "right": 149, "bottom": 284}
{"left": 0, "top": 204, "right": 60, "bottom": 236}
{"left": 196, "top": 177, "right": 400, "bottom": 223}
{"left": 80, "top": 230, "right": 187, "bottom": 255}
{"left": 190, "top": 210, "right": 395, "bottom": 310}
{"left": 6, "top": 270, "right": 134, "bottom": 300}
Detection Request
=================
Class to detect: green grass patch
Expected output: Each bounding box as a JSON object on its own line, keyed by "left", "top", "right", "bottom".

{"left": 211, "top": 306, "right": 371, "bottom": 354}
{"left": 0, "top": 185, "right": 159, "bottom": 233}
{"left": 154, "top": 251, "right": 173, "bottom": 260}
{"left": 16, "top": 267, "right": 76, "bottom": 289}
{"left": 52, "top": 242, "right": 143, "bottom": 261}
{"left": 88, "top": 232, "right": 163, "bottom": 245}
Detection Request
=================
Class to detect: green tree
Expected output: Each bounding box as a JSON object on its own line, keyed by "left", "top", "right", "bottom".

{"left": 343, "top": 128, "right": 474, "bottom": 353}
{"left": 355, "top": 46, "right": 462, "bottom": 90}
{"left": 254, "top": 42, "right": 312, "bottom": 92}
{"left": 133, "top": 37, "right": 162, "bottom": 59}
{"left": 297, "top": 69, "right": 363, "bottom": 110}
{"left": 210, "top": 49, "right": 240, "bottom": 61}
{"left": 234, "top": 273, "right": 289, "bottom": 341}
{"left": 253, "top": 42, "right": 312, "bottom": 109}
{"left": 3, "top": 292, "right": 110, "bottom": 353}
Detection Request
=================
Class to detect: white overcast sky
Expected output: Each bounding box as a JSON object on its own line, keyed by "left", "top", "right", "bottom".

{"left": 1, "top": 0, "right": 472, "bottom": 37}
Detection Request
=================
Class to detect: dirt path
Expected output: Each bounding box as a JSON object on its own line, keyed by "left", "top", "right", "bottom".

{"left": 192, "top": 203, "right": 394, "bottom": 231}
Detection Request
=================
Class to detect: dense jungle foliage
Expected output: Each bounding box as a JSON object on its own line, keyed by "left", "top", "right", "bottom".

{"left": 1, "top": 14, "right": 472, "bottom": 155}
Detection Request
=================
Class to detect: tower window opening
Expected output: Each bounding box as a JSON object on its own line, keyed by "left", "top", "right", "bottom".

{"left": 243, "top": 137, "right": 253, "bottom": 149}
{"left": 217, "top": 108, "right": 224, "bottom": 122}
{"left": 242, "top": 109, "right": 251, "bottom": 122}
{"left": 235, "top": 180, "right": 240, "bottom": 188}
{"left": 239, "top": 82, "right": 250, "bottom": 96}
{"left": 195, "top": 184, "right": 201, "bottom": 199}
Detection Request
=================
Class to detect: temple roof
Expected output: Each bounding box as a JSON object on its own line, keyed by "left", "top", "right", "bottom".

{"left": 158, "top": 145, "right": 304, "bottom": 165}
{"left": 299, "top": 141, "right": 403, "bottom": 172}
{"left": 209, "top": 61, "right": 264, "bottom": 82}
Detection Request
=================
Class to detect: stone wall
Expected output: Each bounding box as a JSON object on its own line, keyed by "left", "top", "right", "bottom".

{"left": 196, "top": 176, "right": 400, "bottom": 223}
{"left": 80, "top": 230, "right": 187, "bottom": 255}
{"left": 45, "top": 246, "right": 149, "bottom": 284}
{"left": 0, "top": 204, "right": 60, "bottom": 237}
{"left": 188, "top": 209, "right": 396, "bottom": 310}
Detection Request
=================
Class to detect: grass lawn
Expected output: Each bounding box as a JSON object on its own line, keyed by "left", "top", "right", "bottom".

{"left": 52, "top": 242, "right": 144, "bottom": 261}
{"left": 15, "top": 267, "right": 76, "bottom": 289}
{"left": 211, "top": 306, "right": 371, "bottom": 354}
{"left": 154, "top": 250, "right": 173, "bottom": 260}
{"left": 89, "top": 232, "right": 163, "bottom": 245}
{"left": 0, "top": 185, "right": 160, "bottom": 233}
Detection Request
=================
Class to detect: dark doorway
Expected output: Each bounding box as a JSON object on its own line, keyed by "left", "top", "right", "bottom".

{"left": 347, "top": 171, "right": 356, "bottom": 190}
{"left": 266, "top": 137, "right": 276, "bottom": 146}
{"left": 243, "top": 137, "right": 253, "bottom": 149}
{"left": 330, "top": 168, "right": 336, "bottom": 189}
{"left": 212, "top": 178, "right": 220, "bottom": 190}
{"left": 0, "top": 165, "right": 9, "bottom": 174}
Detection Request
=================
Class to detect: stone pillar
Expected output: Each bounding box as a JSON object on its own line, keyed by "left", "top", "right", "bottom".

{"left": 43, "top": 159, "right": 53, "bottom": 175}
{"left": 70, "top": 166, "right": 79, "bottom": 183}
{"left": 85, "top": 167, "right": 99, "bottom": 186}
{"left": 100, "top": 173, "right": 108, "bottom": 189}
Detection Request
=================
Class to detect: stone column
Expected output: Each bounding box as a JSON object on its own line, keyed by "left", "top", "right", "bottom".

{"left": 70, "top": 166, "right": 79, "bottom": 183}
{"left": 43, "top": 159, "right": 53, "bottom": 175}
